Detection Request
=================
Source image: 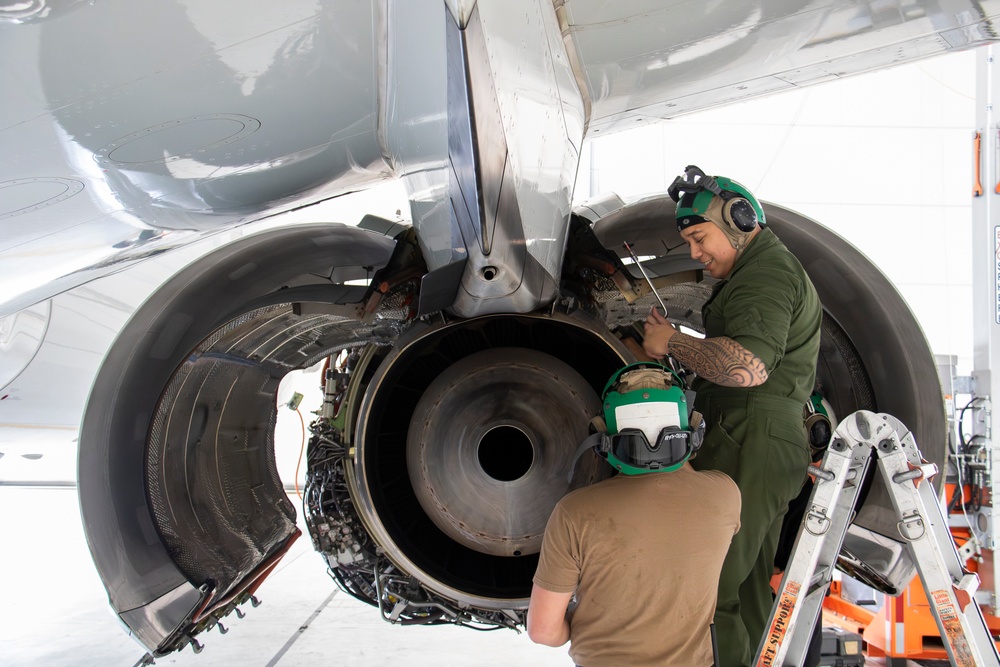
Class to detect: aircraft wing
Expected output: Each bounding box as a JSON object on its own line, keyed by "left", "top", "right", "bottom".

{"left": 2, "top": 0, "right": 995, "bottom": 316}
{"left": 0, "top": 0, "right": 994, "bottom": 658}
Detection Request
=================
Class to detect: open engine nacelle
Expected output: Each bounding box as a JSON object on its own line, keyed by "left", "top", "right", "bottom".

{"left": 78, "top": 196, "right": 945, "bottom": 656}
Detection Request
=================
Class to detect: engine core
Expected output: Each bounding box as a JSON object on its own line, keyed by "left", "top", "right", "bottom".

{"left": 352, "top": 313, "right": 629, "bottom": 607}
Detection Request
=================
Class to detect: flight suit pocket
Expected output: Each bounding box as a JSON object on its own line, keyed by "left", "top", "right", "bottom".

{"left": 728, "top": 308, "right": 769, "bottom": 340}
{"left": 702, "top": 308, "right": 725, "bottom": 338}
{"left": 764, "top": 417, "right": 810, "bottom": 502}
{"left": 694, "top": 415, "right": 741, "bottom": 480}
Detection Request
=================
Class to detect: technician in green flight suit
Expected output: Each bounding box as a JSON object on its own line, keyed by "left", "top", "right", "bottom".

{"left": 642, "top": 166, "right": 822, "bottom": 667}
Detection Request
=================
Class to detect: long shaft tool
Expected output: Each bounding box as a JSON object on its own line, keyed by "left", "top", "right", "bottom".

{"left": 623, "top": 242, "right": 667, "bottom": 315}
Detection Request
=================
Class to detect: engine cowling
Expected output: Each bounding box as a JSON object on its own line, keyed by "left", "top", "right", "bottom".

{"left": 78, "top": 196, "right": 944, "bottom": 654}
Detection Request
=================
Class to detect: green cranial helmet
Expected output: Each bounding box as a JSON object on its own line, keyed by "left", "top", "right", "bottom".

{"left": 668, "top": 165, "right": 765, "bottom": 234}
{"left": 599, "top": 363, "right": 704, "bottom": 475}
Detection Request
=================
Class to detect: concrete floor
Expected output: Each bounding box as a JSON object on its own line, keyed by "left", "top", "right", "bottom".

{"left": 0, "top": 486, "right": 572, "bottom": 667}
{"left": 0, "top": 486, "right": 953, "bottom": 666}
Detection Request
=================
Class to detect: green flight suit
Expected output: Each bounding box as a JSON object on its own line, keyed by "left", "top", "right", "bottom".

{"left": 688, "top": 227, "right": 822, "bottom": 667}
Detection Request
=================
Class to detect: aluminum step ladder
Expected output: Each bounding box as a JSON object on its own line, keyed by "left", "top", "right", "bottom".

{"left": 753, "top": 410, "right": 1000, "bottom": 667}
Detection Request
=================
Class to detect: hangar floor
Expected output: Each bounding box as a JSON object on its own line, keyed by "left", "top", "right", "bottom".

{"left": 0, "top": 486, "right": 938, "bottom": 666}
{"left": 0, "top": 486, "right": 570, "bottom": 667}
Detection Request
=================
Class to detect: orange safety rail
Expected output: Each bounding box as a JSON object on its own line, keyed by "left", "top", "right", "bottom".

{"left": 823, "top": 580, "right": 874, "bottom": 635}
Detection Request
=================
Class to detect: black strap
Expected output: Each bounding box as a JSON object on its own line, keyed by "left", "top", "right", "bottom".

{"left": 566, "top": 433, "right": 607, "bottom": 485}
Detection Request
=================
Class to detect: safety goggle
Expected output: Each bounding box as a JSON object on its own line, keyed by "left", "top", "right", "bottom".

{"left": 605, "top": 427, "right": 694, "bottom": 465}
{"left": 566, "top": 420, "right": 704, "bottom": 482}
{"left": 668, "top": 165, "right": 722, "bottom": 203}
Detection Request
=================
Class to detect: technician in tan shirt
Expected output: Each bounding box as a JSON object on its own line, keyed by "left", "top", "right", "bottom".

{"left": 528, "top": 365, "right": 741, "bottom": 667}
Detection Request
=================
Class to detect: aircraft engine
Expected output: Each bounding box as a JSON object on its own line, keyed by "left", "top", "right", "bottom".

{"left": 307, "top": 313, "right": 627, "bottom": 628}
{"left": 77, "top": 196, "right": 945, "bottom": 656}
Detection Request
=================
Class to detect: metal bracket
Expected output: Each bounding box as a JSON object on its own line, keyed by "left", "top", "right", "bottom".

{"left": 897, "top": 512, "right": 926, "bottom": 541}
{"left": 805, "top": 506, "right": 831, "bottom": 535}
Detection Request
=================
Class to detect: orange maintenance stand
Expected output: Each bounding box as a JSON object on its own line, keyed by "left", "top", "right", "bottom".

{"left": 822, "top": 506, "right": 1000, "bottom": 661}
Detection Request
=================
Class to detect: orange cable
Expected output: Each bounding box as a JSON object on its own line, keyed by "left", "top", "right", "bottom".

{"left": 974, "top": 131, "right": 984, "bottom": 197}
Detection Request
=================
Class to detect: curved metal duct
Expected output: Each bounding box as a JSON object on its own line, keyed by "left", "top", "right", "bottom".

{"left": 78, "top": 224, "right": 397, "bottom": 653}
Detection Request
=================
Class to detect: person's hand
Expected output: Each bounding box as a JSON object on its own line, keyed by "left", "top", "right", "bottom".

{"left": 643, "top": 307, "right": 677, "bottom": 358}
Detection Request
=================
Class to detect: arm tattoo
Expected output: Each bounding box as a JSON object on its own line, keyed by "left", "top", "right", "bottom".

{"left": 668, "top": 332, "right": 769, "bottom": 387}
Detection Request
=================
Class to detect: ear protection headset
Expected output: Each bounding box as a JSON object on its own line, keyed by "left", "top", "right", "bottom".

{"left": 668, "top": 165, "right": 765, "bottom": 233}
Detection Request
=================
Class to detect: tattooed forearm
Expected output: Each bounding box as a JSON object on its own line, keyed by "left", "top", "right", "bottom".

{"left": 667, "top": 333, "right": 769, "bottom": 387}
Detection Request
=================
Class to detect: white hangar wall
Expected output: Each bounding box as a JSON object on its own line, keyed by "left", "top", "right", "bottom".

{"left": 576, "top": 48, "right": 978, "bottom": 378}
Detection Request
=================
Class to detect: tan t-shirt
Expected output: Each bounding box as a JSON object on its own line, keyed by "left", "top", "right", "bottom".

{"left": 533, "top": 464, "right": 741, "bottom": 667}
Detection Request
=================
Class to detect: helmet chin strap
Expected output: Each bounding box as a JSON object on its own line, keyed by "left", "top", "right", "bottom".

{"left": 705, "top": 197, "right": 753, "bottom": 255}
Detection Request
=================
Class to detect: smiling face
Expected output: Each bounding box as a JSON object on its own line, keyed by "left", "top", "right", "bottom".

{"left": 679, "top": 221, "right": 739, "bottom": 279}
